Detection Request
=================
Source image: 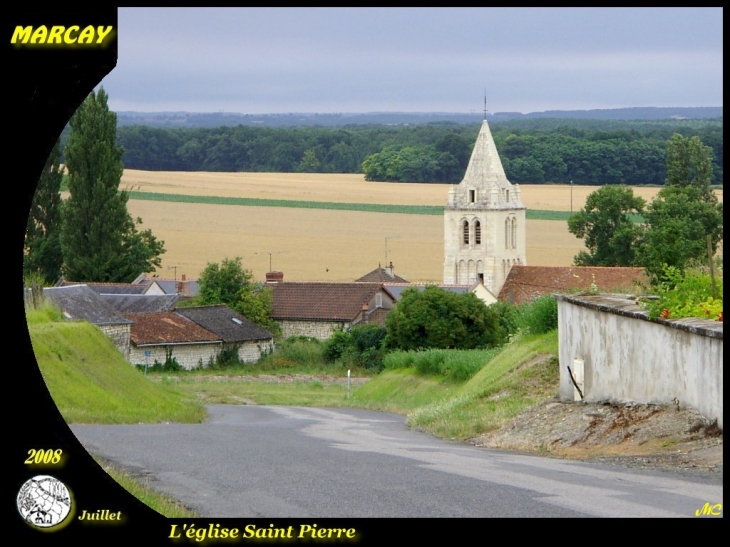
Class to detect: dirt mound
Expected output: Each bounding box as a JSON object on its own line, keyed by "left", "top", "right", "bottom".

{"left": 472, "top": 398, "right": 722, "bottom": 476}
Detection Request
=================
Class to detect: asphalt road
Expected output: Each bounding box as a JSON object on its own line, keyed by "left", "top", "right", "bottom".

{"left": 70, "top": 405, "right": 722, "bottom": 518}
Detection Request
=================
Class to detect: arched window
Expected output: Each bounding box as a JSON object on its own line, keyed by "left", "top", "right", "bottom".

{"left": 511, "top": 217, "right": 517, "bottom": 249}
{"left": 504, "top": 218, "right": 509, "bottom": 249}
{"left": 462, "top": 220, "right": 469, "bottom": 246}
{"left": 474, "top": 220, "right": 481, "bottom": 245}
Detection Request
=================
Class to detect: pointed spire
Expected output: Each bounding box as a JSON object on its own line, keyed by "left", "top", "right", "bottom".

{"left": 461, "top": 119, "right": 510, "bottom": 188}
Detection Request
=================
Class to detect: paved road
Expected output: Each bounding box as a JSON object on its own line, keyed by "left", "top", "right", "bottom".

{"left": 70, "top": 405, "right": 722, "bottom": 518}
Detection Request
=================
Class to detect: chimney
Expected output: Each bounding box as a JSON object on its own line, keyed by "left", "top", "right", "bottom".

{"left": 181, "top": 274, "right": 186, "bottom": 281}
{"left": 177, "top": 280, "right": 183, "bottom": 294}
{"left": 385, "top": 261, "right": 394, "bottom": 279}
{"left": 266, "top": 271, "right": 284, "bottom": 284}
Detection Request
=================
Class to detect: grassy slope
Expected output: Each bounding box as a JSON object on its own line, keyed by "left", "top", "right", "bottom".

{"left": 27, "top": 312, "right": 206, "bottom": 424}
{"left": 351, "top": 332, "right": 559, "bottom": 440}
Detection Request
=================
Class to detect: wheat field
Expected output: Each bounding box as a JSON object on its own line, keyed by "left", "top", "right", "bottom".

{"left": 118, "top": 170, "right": 721, "bottom": 283}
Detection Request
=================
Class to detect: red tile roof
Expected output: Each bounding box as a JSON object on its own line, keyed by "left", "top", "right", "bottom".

{"left": 124, "top": 312, "right": 221, "bottom": 346}
{"left": 498, "top": 266, "right": 647, "bottom": 305}
{"left": 271, "top": 282, "right": 389, "bottom": 322}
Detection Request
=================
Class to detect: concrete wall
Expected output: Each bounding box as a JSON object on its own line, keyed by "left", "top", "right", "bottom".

{"left": 555, "top": 294, "right": 723, "bottom": 429}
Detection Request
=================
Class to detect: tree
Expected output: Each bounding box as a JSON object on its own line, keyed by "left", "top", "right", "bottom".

{"left": 24, "top": 137, "right": 64, "bottom": 284}
{"left": 567, "top": 185, "right": 645, "bottom": 267}
{"left": 197, "top": 257, "right": 280, "bottom": 335}
{"left": 639, "top": 134, "right": 723, "bottom": 283}
{"left": 60, "top": 88, "right": 165, "bottom": 282}
{"left": 384, "top": 286, "right": 506, "bottom": 351}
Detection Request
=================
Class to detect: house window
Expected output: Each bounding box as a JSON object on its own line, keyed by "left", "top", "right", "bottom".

{"left": 469, "top": 189, "right": 476, "bottom": 203}
{"left": 474, "top": 220, "right": 481, "bottom": 245}
{"left": 463, "top": 220, "right": 470, "bottom": 245}
{"left": 375, "top": 293, "right": 382, "bottom": 307}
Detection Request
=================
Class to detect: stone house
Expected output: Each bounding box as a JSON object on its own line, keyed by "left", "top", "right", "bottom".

{"left": 269, "top": 277, "right": 396, "bottom": 340}
{"left": 41, "top": 285, "right": 134, "bottom": 359}
{"left": 124, "top": 311, "right": 222, "bottom": 370}
{"left": 175, "top": 305, "right": 275, "bottom": 363}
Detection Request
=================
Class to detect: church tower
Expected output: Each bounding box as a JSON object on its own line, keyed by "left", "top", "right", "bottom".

{"left": 443, "top": 118, "right": 526, "bottom": 295}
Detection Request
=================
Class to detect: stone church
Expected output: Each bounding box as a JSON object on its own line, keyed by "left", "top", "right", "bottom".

{"left": 443, "top": 118, "right": 526, "bottom": 296}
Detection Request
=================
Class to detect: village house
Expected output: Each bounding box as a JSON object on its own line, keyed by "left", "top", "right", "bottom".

{"left": 175, "top": 305, "right": 275, "bottom": 363}
{"left": 124, "top": 311, "right": 222, "bottom": 370}
{"left": 267, "top": 272, "right": 396, "bottom": 340}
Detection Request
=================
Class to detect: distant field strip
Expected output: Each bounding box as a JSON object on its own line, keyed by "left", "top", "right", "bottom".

{"left": 127, "top": 191, "right": 593, "bottom": 221}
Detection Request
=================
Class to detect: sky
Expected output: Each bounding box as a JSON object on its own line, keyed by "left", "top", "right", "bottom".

{"left": 101, "top": 7, "right": 723, "bottom": 115}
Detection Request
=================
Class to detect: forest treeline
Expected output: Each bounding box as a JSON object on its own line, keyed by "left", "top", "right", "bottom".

{"left": 88, "top": 118, "right": 722, "bottom": 185}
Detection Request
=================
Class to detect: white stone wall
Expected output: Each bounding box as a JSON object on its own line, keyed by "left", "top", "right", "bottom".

{"left": 234, "top": 340, "right": 275, "bottom": 363}
{"left": 556, "top": 295, "right": 723, "bottom": 429}
{"left": 279, "top": 320, "right": 349, "bottom": 341}
{"left": 129, "top": 343, "right": 222, "bottom": 370}
{"left": 99, "top": 324, "right": 131, "bottom": 361}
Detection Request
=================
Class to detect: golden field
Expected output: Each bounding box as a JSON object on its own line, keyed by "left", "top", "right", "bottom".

{"left": 121, "top": 169, "right": 723, "bottom": 211}
{"left": 119, "top": 171, "right": 721, "bottom": 283}
{"left": 126, "top": 201, "right": 586, "bottom": 283}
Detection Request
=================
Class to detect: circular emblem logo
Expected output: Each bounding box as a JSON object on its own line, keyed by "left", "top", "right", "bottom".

{"left": 17, "top": 475, "right": 72, "bottom": 528}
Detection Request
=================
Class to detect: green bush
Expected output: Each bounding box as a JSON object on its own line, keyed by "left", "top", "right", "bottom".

{"left": 322, "top": 330, "right": 350, "bottom": 363}
{"left": 383, "top": 351, "right": 416, "bottom": 370}
{"left": 517, "top": 295, "right": 558, "bottom": 335}
{"left": 257, "top": 336, "right": 324, "bottom": 368}
{"left": 323, "top": 324, "right": 387, "bottom": 370}
{"left": 383, "top": 347, "right": 502, "bottom": 382}
{"left": 642, "top": 265, "right": 723, "bottom": 320}
{"left": 384, "top": 286, "right": 506, "bottom": 351}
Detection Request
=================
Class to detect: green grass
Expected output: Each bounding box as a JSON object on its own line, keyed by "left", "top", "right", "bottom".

{"left": 128, "top": 191, "right": 444, "bottom": 215}
{"left": 127, "top": 190, "right": 641, "bottom": 222}
{"left": 93, "top": 456, "right": 198, "bottom": 517}
{"left": 27, "top": 312, "right": 207, "bottom": 424}
{"left": 406, "top": 332, "right": 559, "bottom": 440}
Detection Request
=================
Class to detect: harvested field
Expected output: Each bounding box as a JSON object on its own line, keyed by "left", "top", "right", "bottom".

{"left": 120, "top": 170, "right": 722, "bottom": 211}
{"left": 126, "top": 200, "right": 586, "bottom": 282}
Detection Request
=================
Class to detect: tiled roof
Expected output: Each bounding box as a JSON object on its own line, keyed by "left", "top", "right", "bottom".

{"left": 99, "top": 294, "right": 179, "bottom": 314}
{"left": 271, "top": 282, "right": 388, "bottom": 322}
{"left": 42, "top": 286, "right": 133, "bottom": 326}
{"left": 124, "top": 312, "right": 221, "bottom": 346}
{"left": 356, "top": 266, "right": 409, "bottom": 283}
{"left": 57, "top": 280, "right": 148, "bottom": 295}
{"left": 498, "top": 266, "right": 648, "bottom": 305}
{"left": 176, "top": 305, "right": 273, "bottom": 342}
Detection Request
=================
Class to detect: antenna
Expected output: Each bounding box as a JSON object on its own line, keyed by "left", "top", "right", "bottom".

{"left": 484, "top": 90, "right": 488, "bottom": 120}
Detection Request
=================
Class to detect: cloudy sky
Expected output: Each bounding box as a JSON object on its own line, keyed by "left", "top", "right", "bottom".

{"left": 100, "top": 7, "right": 723, "bottom": 115}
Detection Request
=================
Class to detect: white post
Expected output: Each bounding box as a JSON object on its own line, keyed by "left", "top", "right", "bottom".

{"left": 347, "top": 369, "right": 351, "bottom": 399}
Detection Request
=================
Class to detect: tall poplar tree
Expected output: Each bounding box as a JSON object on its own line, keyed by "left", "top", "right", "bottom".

{"left": 61, "top": 88, "right": 165, "bottom": 282}
{"left": 24, "top": 138, "right": 64, "bottom": 284}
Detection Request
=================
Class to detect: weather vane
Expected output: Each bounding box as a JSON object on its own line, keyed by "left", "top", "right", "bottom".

{"left": 484, "top": 90, "right": 488, "bottom": 121}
